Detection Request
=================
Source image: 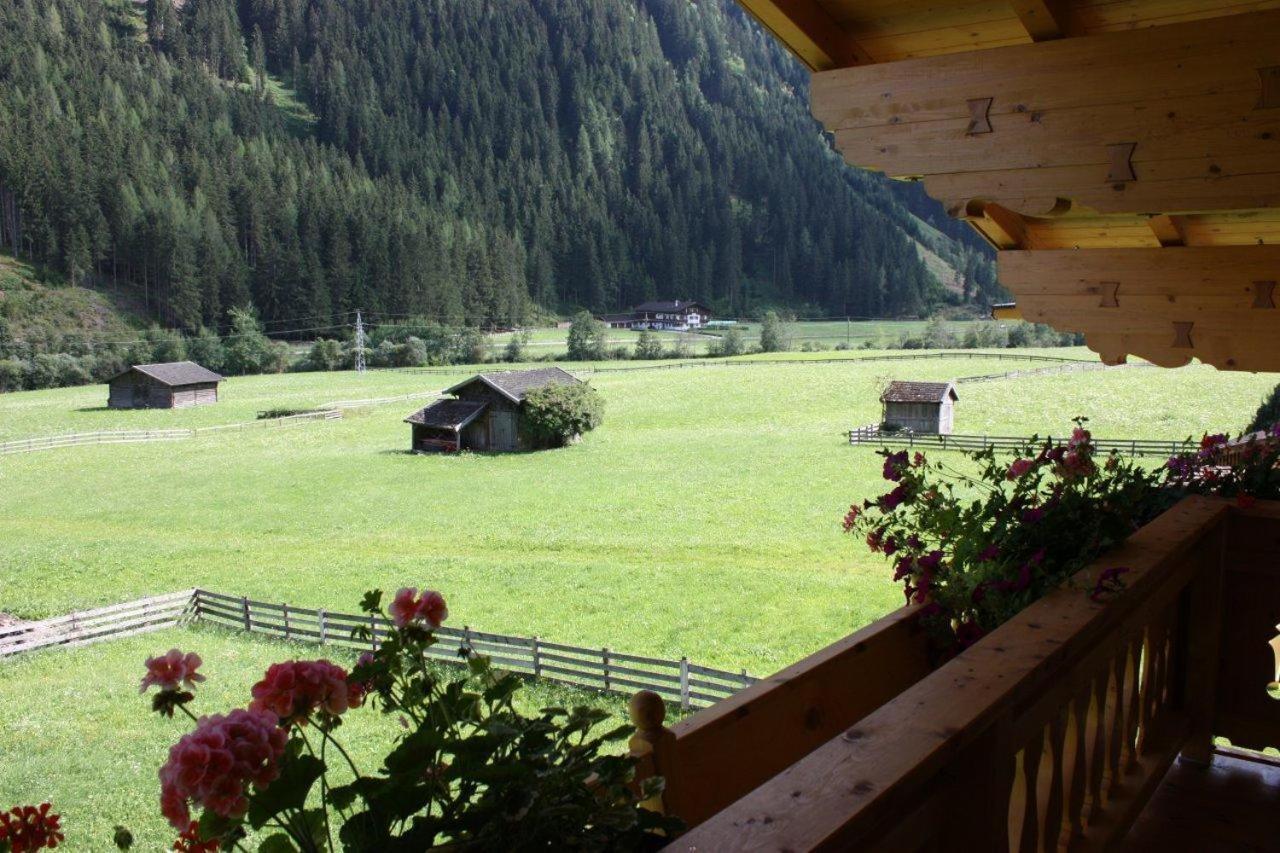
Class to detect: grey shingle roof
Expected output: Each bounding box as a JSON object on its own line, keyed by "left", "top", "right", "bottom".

{"left": 404, "top": 399, "right": 488, "bottom": 429}
{"left": 115, "top": 362, "right": 224, "bottom": 386}
{"left": 880, "top": 381, "right": 958, "bottom": 404}
{"left": 445, "top": 367, "right": 580, "bottom": 403}
{"left": 633, "top": 300, "right": 710, "bottom": 314}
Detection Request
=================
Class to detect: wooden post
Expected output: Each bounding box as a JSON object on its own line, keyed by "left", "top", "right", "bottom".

{"left": 282, "top": 603, "right": 290, "bottom": 641}
{"left": 603, "top": 648, "right": 612, "bottom": 691}
{"left": 463, "top": 625, "right": 472, "bottom": 654}
{"left": 679, "top": 656, "right": 691, "bottom": 711}
{"left": 241, "top": 597, "right": 251, "bottom": 632}
{"left": 318, "top": 609, "right": 327, "bottom": 645}
{"left": 532, "top": 636, "right": 542, "bottom": 677}
{"left": 369, "top": 613, "right": 378, "bottom": 651}
{"left": 628, "top": 691, "right": 672, "bottom": 814}
{"left": 1182, "top": 529, "right": 1227, "bottom": 765}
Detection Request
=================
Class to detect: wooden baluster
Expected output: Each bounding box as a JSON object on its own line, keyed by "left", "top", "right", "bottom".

{"left": 1106, "top": 647, "right": 1129, "bottom": 798}
{"left": 1040, "top": 708, "right": 1067, "bottom": 851}
{"left": 1014, "top": 730, "right": 1044, "bottom": 852}
{"left": 1126, "top": 633, "right": 1145, "bottom": 769}
{"left": 1085, "top": 667, "right": 1110, "bottom": 827}
{"left": 1131, "top": 627, "right": 1152, "bottom": 758}
{"left": 1063, "top": 686, "right": 1092, "bottom": 845}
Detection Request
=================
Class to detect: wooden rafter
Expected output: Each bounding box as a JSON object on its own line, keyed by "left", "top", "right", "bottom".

{"left": 735, "top": 0, "right": 869, "bottom": 71}
{"left": 1010, "top": 0, "right": 1074, "bottom": 42}
{"left": 1148, "top": 215, "right": 1185, "bottom": 247}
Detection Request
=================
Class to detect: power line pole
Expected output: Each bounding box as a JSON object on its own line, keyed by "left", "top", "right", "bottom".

{"left": 354, "top": 309, "right": 367, "bottom": 376}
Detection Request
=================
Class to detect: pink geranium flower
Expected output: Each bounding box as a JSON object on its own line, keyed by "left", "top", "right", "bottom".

{"left": 1006, "top": 458, "right": 1034, "bottom": 481}
{"left": 140, "top": 649, "right": 206, "bottom": 694}
{"left": 389, "top": 588, "right": 449, "bottom": 629}
{"left": 249, "top": 660, "right": 365, "bottom": 725}
{"left": 0, "top": 803, "right": 64, "bottom": 852}
{"left": 159, "top": 709, "right": 287, "bottom": 830}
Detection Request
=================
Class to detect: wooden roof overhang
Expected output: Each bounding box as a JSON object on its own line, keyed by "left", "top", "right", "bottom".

{"left": 739, "top": 1, "right": 1280, "bottom": 371}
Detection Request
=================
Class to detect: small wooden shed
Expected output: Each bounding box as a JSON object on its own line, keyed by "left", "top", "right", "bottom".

{"left": 107, "top": 362, "right": 223, "bottom": 410}
{"left": 405, "top": 367, "right": 580, "bottom": 453}
{"left": 880, "top": 380, "right": 958, "bottom": 435}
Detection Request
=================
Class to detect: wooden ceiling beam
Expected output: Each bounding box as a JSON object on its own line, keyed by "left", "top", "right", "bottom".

{"left": 1010, "top": 0, "right": 1075, "bottom": 42}
{"left": 735, "top": 0, "right": 870, "bottom": 72}
{"left": 1148, "top": 214, "right": 1185, "bottom": 247}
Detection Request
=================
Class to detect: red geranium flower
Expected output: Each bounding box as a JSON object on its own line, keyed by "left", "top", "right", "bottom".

{"left": 172, "top": 821, "right": 219, "bottom": 853}
{"left": 0, "top": 803, "right": 64, "bottom": 851}
{"left": 249, "top": 660, "right": 365, "bottom": 726}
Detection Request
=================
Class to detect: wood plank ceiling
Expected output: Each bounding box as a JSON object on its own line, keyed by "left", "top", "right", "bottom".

{"left": 737, "top": 0, "right": 1280, "bottom": 370}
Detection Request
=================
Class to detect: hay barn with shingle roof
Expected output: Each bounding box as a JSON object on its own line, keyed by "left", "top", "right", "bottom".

{"left": 879, "top": 380, "right": 958, "bottom": 435}
{"left": 107, "top": 362, "right": 224, "bottom": 410}
{"left": 404, "top": 367, "right": 581, "bottom": 452}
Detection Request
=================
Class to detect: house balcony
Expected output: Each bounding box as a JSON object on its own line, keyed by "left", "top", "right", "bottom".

{"left": 628, "top": 496, "right": 1280, "bottom": 850}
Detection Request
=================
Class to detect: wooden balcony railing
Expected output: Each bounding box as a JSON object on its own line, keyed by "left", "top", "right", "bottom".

{"left": 633, "top": 496, "right": 1280, "bottom": 851}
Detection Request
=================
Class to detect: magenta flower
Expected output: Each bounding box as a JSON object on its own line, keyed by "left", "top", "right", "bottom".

{"left": 842, "top": 504, "right": 861, "bottom": 532}
{"left": 389, "top": 588, "right": 449, "bottom": 629}
{"left": 977, "top": 544, "right": 1000, "bottom": 562}
{"left": 1068, "top": 426, "right": 1091, "bottom": 449}
{"left": 882, "top": 450, "right": 910, "bottom": 482}
{"left": 140, "top": 649, "right": 206, "bottom": 694}
{"left": 877, "top": 483, "right": 910, "bottom": 512}
{"left": 249, "top": 660, "right": 366, "bottom": 726}
{"left": 159, "top": 709, "right": 287, "bottom": 830}
{"left": 1006, "top": 458, "right": 1035, "bottom": 481}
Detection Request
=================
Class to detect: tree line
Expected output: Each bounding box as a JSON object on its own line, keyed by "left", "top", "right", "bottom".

{"left": 0, "top": 0, "right": 1000, "bottom": 354}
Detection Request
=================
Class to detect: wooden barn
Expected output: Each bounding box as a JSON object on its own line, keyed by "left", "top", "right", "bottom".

{"left": 879, "top": 380, "right": 957, "bottom": 434}
{"left": 107, "top": 362, "right": 223, "bottom": 410}
{"left": 404, "top": 367, "right": 580, "bottom": 453}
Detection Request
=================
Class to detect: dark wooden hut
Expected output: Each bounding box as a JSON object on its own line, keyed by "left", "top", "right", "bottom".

{"left": 107, "top": 362, "right": 224, "bottom": 410}
{"left": 880, "top": 380, "right": 958, "bottom": 435}
{"left": 405, "top": 367, "right": 580, "bottom": 453}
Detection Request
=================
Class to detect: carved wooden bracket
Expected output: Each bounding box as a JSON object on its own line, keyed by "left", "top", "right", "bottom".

{"left": 966, "top": 98, "right": 994, "bottom": 135}
{"left": 1258, "top": 67, "right": 1280, "bottom": 110}
{"left": 1172, "top": 321, "right": 1194, "bottom": 348}
{"left": 1106, "top": 143, "right": 1138, "bottom": 183}
{"left": 1253, "top": 281, "right": 1277, "bottom": 309}
{"left": 1099, "top": 281, "right": 1120, "bottom": 308}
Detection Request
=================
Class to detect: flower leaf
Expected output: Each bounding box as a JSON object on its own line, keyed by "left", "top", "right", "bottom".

{"left": 247, "top": 754, "right": 325, "bottom": 830}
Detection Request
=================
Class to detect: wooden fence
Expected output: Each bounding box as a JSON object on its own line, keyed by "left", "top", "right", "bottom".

{"left": 320, "top": 390, "right": 442, "bottom": 410}
{"left": 847, "top": 424, "right": 1195, "bottom": 458}
{"left": 0, "top": 410, "right": 341, "bottom": 456}
{"left": 0, "top": 590, "right": 195, "bottom": 657}
{"left": 0, "top": 589, "right": 756, "bottom": 710}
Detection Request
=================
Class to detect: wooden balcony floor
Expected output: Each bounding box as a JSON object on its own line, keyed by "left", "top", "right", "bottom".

{"left": 1125, "top": 749, "right": 1280, "bottom": 852}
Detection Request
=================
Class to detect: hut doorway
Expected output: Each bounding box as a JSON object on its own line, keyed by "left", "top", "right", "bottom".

{"left": 490, "top": 410, "right": 518, "bottom": 451}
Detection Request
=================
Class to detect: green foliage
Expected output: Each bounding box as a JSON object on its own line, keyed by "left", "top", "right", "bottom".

{"left": 306, "top": 339, "right": 345, "bottom": 372}
{"left": 221, "top": 308, "right": 276, "bottom": 375}
{"left": 502, "top": 330, "right": 531, "bottom": 363}
{"left": 758, "top": 311, "right": 788, "bottom": 353}
{"left": 710, "top": 327, "right": 745, "bottom": 357}
{"left": 1248, "top": 384, "right": 1280, "bottom": 433}
{"left": 522, "top": 381, "right": 605, "bottom": 447}
{"left": 0, "top": 0, "right": 997, "bottom": 342}
{"left": 633, "top": 329, "right": 663, "bottom": 360}
{"left": 566, "top": 312, "right": 608, "bottom": 361}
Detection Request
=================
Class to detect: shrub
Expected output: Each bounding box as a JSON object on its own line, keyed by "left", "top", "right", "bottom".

{"left": 222, "top": 308, "right": 275, "bottom": 375}
{"left": 634, "top": 329, "right": 663, "bottom": 360}
{"left": 0, "top": 358, "right": 25, "bottom": 392}
{"left": 759, "top": 311, "right": 789, "bottom": 353}
{"left": 710, "top": 327, "right": 745, "bottom": 357}
{"left": 566, "top": 311, "right": 607, "bottom": 361}
{"left": 502, "top": 331, "right": 530, "bottom": 363}
{"left": 305, "top": 339, "right": 345, "bottom": 372}
{"left": 187, "top": 327, "right": 226, "bottom": 372}
{"left": 1248, "top": 384, "right": 1280, "bottom": 432}
{"left": 522, "top": 381, "right": 604, "bottom": 447}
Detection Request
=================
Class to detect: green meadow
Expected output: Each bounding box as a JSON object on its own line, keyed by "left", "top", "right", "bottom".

{"left": 0, "top": 349, "right": 1274, "bottom": 848}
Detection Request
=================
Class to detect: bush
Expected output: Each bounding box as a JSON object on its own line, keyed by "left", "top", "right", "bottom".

{"left": 759, "top": 311, "right": 789, "bottom": 353}
{"left": 306, "top": 339, "right": 346, "bottom": 372}
{"left": 187, "top": 327, "right": 226, "bottom": 372}
{"left": 710, "top": 327, "right": 745, "bottom": 357}
{"left": 522, "top": 382, "right": 605, "bottom": 447}
{"left": 634, "top": 329, "right": 663, "bottom": 360}
{"left": 566, "top": 311, "right": 607, "bottom": 361}
{"left": 1249, "top": 384, "right": 1280, "bottom": 432}
{"left": 0, "top": 358, "right": 26, "bottom": 391}
{"left": 222, "top": 308, "right": 276, "bottom": 375}
{"left": 502, "top": 331, "right": 530, "bottom": 363}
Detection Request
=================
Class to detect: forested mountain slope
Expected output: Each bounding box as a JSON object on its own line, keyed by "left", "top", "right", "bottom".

{"left": 0, "top": 0, "right": 999, "bottom": 333}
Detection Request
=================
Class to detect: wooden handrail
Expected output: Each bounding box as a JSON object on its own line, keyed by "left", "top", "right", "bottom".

{"left": 671, "top": 496, "right": 1245, "bottom": 851}
{"left": 630, "top": 605, "right": 932, "bottom": 828}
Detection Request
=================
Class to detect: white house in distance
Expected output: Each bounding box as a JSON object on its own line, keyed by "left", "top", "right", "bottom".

{"left": 598, "top": 300, "right": 712, "bottom": 331}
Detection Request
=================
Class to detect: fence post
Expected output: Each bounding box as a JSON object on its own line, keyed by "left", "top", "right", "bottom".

{"left": 318, "top": 609, "right": 327, "bottom": 645}
{"left": 602, "top": 648, "right": 612, "bottom": 691}
{"left": 532, "top": 636, "right": 542, "bottom": 677}
{"left": 463, "top": 625, "right": 472, "bottom": 654}
{"left": 369, "top": 613, "right": 378, "bottom": 651}
{"left": 679, "top": 657, "right": 691, "bottom": 712}
{"left": 1131, "top": 439, "right": 1137, "bottom": 458}
{"left": 282, "top": 604, "right": 290, "bottom": 641}
{"left": 241, "top": 597, "right": 251, "bottom": 632}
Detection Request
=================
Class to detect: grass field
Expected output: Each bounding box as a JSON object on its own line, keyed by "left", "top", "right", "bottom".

{"left": 0, "top": 348, "right": 1276, "bottom": 849}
